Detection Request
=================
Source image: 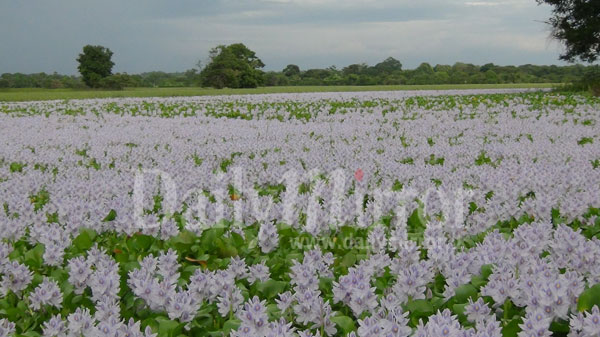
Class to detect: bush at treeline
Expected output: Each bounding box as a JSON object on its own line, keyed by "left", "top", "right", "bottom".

{"left": 1, "top": 61, "right": 597, "bottom": 89}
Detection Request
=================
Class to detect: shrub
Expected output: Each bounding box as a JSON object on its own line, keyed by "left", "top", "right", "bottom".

{"left": 582, "top": 66, "right": 600, "bottom": 96}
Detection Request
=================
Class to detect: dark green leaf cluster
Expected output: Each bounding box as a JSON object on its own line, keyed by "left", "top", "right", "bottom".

{"left": 76, "top": 45, "right": 115, "bottom": 88}
{"left": 264, "top": 61, "right": 596, "bottom": 87}
{"left": 200, "top": 43, "right": 265, "bottom": 89}
{"left": 537, "top": 0, "right": 600, "bottom": 62}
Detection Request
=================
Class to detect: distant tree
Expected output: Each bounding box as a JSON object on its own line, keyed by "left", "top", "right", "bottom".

{"left": 302, "top": 69, "right": 331, "bottom": 80}
{"left": 434, "top": 64, "right": 452, "bottom": 73}
{"left": 433, "top": 71, "right": 450, "bottom": 84}
{"left": 342, "top": 63, "right": 368, "bottom": 76}
{"left": 283, "top": 64, "right": 301, "bottom": 77}
{"left": 415, "top": 63, "right": 435, "bottom": 75}
{"left": 452, "top": 62, "right": 479, "bottom": 75}
{"left": 99, "top": 73, "right": 139, "bottom": 89}
{"left": 77, "top": 45, "right": 115, "bottom": 88}
{"left": 484, "top": 70, "right": 499, "bottom": 84}
{"left": 200, "top": 43, "right": 265, "bottom": 88}
{"left": 537, "top": 0, "right": 599, "bottom": 62}
{"left": 183, "top": 69, "right": 200, "bottom": 86}
{"left": 373, "top": 57, "right": 403, "bottom": 74}
{"left": 480, "top": 63, "right": 496, "bottom": 73}
{"left": 582, "top": 65, "right": 600, "bottom": 95}
{"left": 450, "top": 71, "right": 469, "bottom": 84}
{"left": 98, "top": 75, "right": 124, "bottom": 90}
{"left": 264, "top": 71, "right": 289, "bottom": 86}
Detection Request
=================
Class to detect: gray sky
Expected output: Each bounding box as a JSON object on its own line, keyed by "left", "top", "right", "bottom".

{"left": 0, "top": 0, "right": 566, "bottom": 75}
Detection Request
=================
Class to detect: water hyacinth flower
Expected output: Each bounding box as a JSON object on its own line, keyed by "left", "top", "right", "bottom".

{"left": 413, "top": 309, "right": 463, "bottom": 337}
{"left": 216, "top": 281, "right": 245, "bottom": 318}
{"left": 518, "top": 310, "right": 553, "bottom": 337}
{"left": 166, "top": 290, "right": 200, "bottom": 323}
{"left": 581, "top": 306, "right": 600, "bottom": 337}
{"left": 276, "top": 291, "right": 294, "bottom": 314}
{"left": 464, "top": 298, "right": 493, "bottom": 324}
{"left": 264, "top": 318, "right": 296, "bottom": 337}
{"left": 28, "top": 277, "right": 63, "bottom": 310}
{"left": 0, "top": 243, "right": 12, "bottom": 270}
{"left": 367, "top": 225, "right": 387, "bottom": 253}
{"left": 480, "top": 265, "right": 519, "bottom": 306}
{"left": 0, "top": 319, "right": 15, "bottom": 337}
{"left": 0, "top": 261, "right": 33, "bottom": 296}
{"left": 42, "top": 314, "right": 67, "bottom": 337}
{"left": 392, "top": 260, "right": 435, "bottom": 304}
{"left": 236, "top": 296, "right": 270, "bottom": 336}
{"left": 332, "top": 266, "right": 378, "bottom": 317}
{"left": 247, "top": 261, "right": 271, "bottom": 284}
{"left": 66, "top": 307, "right": 95, "bottom": 336}
{"left": 67, "top": 256, "right": 93, "bottom": 295}
{"left": 227, "top": 256, "right": 249, "bottom": 280}
{"left": 258, "top": 221, "right": 279, "bottom": 253}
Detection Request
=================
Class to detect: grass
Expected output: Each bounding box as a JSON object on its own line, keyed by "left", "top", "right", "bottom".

{"left": 0, "top": 83, "right": 558, "bottom": 102}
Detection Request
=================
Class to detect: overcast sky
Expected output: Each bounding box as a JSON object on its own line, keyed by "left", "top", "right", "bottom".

{"left": 0, "top": 0, "right": 567, "bottom": 75}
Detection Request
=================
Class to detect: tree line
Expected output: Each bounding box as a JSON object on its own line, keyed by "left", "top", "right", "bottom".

{"left": 1, "top": 59, "right": 597, "bottom": 89}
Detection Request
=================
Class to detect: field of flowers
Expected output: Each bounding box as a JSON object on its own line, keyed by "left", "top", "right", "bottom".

{"left": 1, "top": 89, "right": 600, "bottom": 337}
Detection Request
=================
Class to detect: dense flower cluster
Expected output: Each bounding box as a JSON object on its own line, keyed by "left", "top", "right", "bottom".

{"left": 0, "top": 91, "right": 599, "bottom": 336}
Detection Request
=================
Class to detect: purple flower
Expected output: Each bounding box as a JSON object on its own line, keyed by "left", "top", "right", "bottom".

{"left": 29, "top": 277, "right": 63, "bottom": 310}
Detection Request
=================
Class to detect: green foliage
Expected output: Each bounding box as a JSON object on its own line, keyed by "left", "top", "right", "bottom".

{"left": 283, "top": 64, "right": 301, "bottom": 77}
{"left": 72, "top": 228, "right": 97, "bottom": 251}
{"left": 577, "top": 283, "right": 600, "bottom": 312}
{"left": 537, "top": 0, "right": 600, "bottom": 63}
{"left": 578, "top": 137, "right": 594, "bottom": 146}
{"left": 330, "top": 315, "right": 356, "bottom": 334}
{"left": 200, "top": 43, "right": 265, "bottom": 89}
{"left": 582, "top": 66, "right": 600, "bottom": 96}
{"left": 98, "top": 73, "right": 137, "bottom": 90}
{"left": 9, "top": 161, "right": 26, "bottom": 173}
{"left": 77, "top": 45, "right": 115, "bottom": 88}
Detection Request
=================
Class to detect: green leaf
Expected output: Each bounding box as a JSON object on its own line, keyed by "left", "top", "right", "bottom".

{"left": 471, "top": 275, "right": 487, "bottom": 288}
{"left": 451, "top": 284, "right": 478, "bottom": 304}
{"left": 501, "top": 317, "right": 522, "bottom": 337}
{"left": 231, "top": 232, "right": 245, "bottom": 248}
{"left": 452, "top": 303, "right": 468, "bottom": 320}
{"left": 256, "top": 280, "right": 287, "bottom": 299}
{"left": 405, "top": 299, "right": 434, "bottom": 319}
{"left": 170, "top": 230, "right": 195, "bottom": 245}
{"left": 266, "top": 303, "right": 280, "bottom": 320}
{"left": 222, "top": 319, "right": 241, "bottom": 335}
{"left": 24, "top": 244, "right": 45, "bottom": 269}
{"left": 319, "top": 277, "right": 334, "bottom": 294}
{"left": 331, "top": 315, "right": 356, "bottom": 334}
{"left": 102, "top": 209, "right": 117, "bottom": 222}
{"left": 156, "top": 317, "right": 182, "bottom": 337}
{"left": 481, "top": 264, "right": 494, "bottom": 279}
{"left": 73, "top": 229, "right": 96, "bottom": 251}
{"left": 128, "top": 234, "right": 154, "bottom": 252}
{"left": 578, "top": 283, "right": 600, "bottom": 312}
{"left": 340, "top": 252, "right": 356, "bottom": 268}
{"left": 549, "top": 320, "right": 570, "bottom": 334}
{"left": 216, "top": 239, "right": 238, "bottom": 258}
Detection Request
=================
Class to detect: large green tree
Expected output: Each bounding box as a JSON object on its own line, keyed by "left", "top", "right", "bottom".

{"left": 77, "top": 45, "right": 115, "bottom": 88}
{"left": 537, "top": 0, "right": 600, "bottom": 62}
{"left": 200, "top": 43, "right": 265, "bottom": 88}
